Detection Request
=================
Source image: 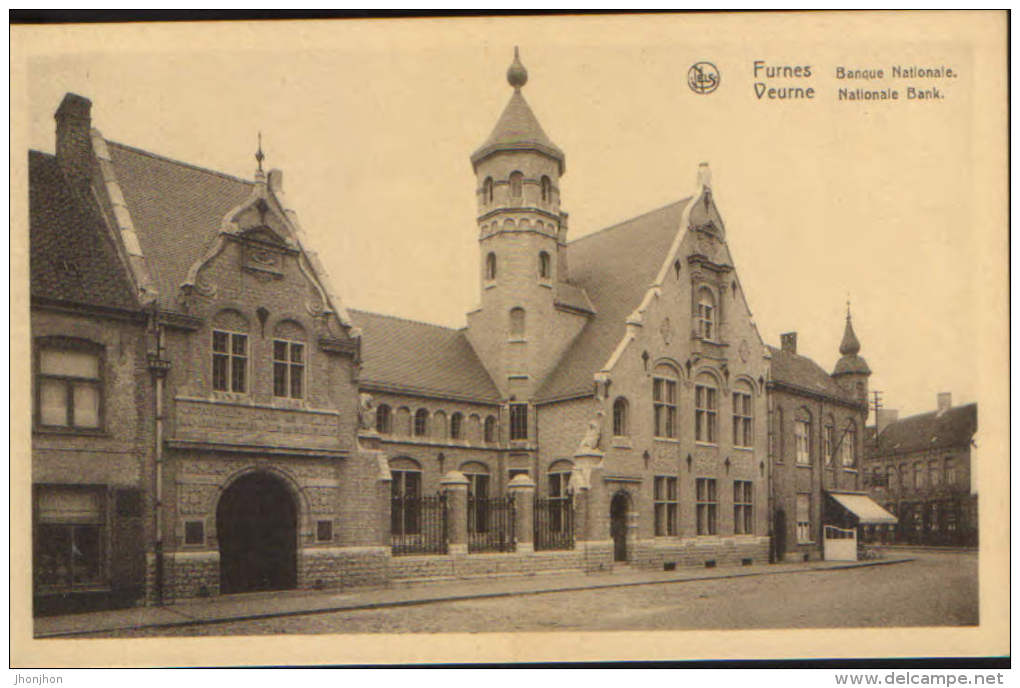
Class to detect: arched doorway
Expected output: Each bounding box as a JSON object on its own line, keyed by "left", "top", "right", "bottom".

{"left": 610, "top": 491, "right": 630, "bottom": 562}
{"left": 216, "top": 471, "right": 298, "bottom": 594}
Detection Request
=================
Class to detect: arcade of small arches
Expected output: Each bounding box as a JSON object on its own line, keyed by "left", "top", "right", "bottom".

{"left": 480, "top": 172, "right": 557, "bottom": 208}
{"left": 484, "top": 250, "right": 553, "bottom": 282}
{"left": 375, "top": 404, "right": 499, "bottom": 444}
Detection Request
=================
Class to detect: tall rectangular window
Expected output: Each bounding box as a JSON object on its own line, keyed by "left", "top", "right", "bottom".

{"left": 654, "top": 476, "right": 678, "bottom": 536}
{"left": 841, "top": 427, "right": 857, "bottom": 467}
{"left": 823, "top": 425, "right": 835, "bottom": 465}
{"left": 695, "top": 478, "right": 717, "bottom": 535}
{"left": 212, "top": 330, "right": 247, "bottom": 393}
{"left": 272, "top": 340, "right": 304, "bottom": 399}
{"left": 945, "top": 458, "right": 956, "bottom": 485}
{"left": 390, "top": 470, "right": 422, "bottom": 535}
{"left": 36, "top": 342, "right": 102, "bottom": 429}
{"left": 732, "top": 388, "right": 753, "bottom": 447}
{"left": 913, "top": 462, "right": 923, "bottom": 489}
{"left": 509, "top": 403, "right": 528, "bottom": 440}
{"left": 695, "top": 383, "right": 718, "bottom": 443}
{"left": 548, "top": 471, "right": 571, "bottom": 532}
{"left": 929, "top": 460, "right": 940, "bottom": 487}
{"left": 796, "top": 493, "right": 812, "bottom": 543}
{"left": 794, "top": 420, "right": 811, "bottom": 465}
{"left": 466, "top": 473, "right": 490, "bottom": 533}
{"left": 653, "top": 375, "right": 677, "bottom": 438}
{"left": 733, "top": 481, "right": 753, "bottom": 534}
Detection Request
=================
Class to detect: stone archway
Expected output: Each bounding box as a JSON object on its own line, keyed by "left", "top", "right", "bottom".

{"left": 610, "top": 491, "right": 631, "bottom": 562}
{"left": 216, "top": 471, "right": 298, "bottom": 594}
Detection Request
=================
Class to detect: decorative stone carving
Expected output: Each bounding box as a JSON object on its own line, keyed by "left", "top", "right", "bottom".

{"left": 303, "top": 487, "right": 336, "bottom": 514}
{"left": 179, "top": 484, "right": 218, "bottom": 515}
{"left": 577, "top": 410, "right": 604, "bottom": 453}
{"left": 358, "top": 392, "right": 376, "bottom": 431}
{"left": 659, "top": 317, "right": 673, "bottom": 345}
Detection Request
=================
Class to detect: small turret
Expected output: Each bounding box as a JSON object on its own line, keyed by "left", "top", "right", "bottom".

{"left": 832, "top": 303, "right": 871, "bottom": 402}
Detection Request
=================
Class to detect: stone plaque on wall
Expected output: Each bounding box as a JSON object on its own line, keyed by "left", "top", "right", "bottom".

{"left": 173, "top": 398, "right": 342, "bottom": 451}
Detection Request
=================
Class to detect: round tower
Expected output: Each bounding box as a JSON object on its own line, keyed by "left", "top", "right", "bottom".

{"left": 832, "top": 305, "right": 871, "bottom": 403}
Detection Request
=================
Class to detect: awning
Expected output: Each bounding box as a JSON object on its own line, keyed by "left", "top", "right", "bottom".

{"left": 828, "top": 492, "right": 898, "bottom": 524}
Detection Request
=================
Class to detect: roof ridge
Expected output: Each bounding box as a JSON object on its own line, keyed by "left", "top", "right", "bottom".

{"left": 568, "top": 197, "right": 691, "bottom": 246}
{"left": 106, "top": 140, "right": 254, "bottom": 187}
{"left": 887, "top": 403, "right": 977, "bottom": 424}
{"left": 348, "top": 308, "right": 465, "bottom": 333}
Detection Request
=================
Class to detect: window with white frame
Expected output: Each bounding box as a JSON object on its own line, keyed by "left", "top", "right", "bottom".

{"left": 733, "top": 480, "right": 753, "bottom": 534}
{"left": 731, "top": 382, "right": 753, "bottom": 448}
{"left": 212, "top": 330, "right": 247, "bottom": 393}
{"left": 35, "top": 338, "right": 102, "bottom": 430}
{"left": 272, "top": 339, "right": 304, "bottom": 399}
{"left": 796, "top": 493, "right": 812, "bottom": 543}
{"left": 695, "top": 478, "right": 717, "bottom": 535}
{"left": 695, "top": 375, "right": 718, "bottom": 444}
{"left": 841, "top": 423, "right": 857, "bottom": 468}
{"left": 794, "top": 418, "right": 811, "bottom": 465}
{"left": 653, "top": 366, "right": 678, "bottom": 439}
{"left": 654, "top": 476, "right": 678, "bottom": 536}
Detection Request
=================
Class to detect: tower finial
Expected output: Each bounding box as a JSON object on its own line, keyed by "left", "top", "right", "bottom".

{"left": 507, "top": 46, "right": 528, "bottom": 90}
{"left": 839, "top": 301, "right": 861, "bottom": 356}
{"left": 255, "top": 131, "right": 265, "bottom": 175}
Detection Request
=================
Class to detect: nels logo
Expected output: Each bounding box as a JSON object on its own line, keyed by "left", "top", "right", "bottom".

{"left": 687, "top": 61, "right": 720, "bottom": 94}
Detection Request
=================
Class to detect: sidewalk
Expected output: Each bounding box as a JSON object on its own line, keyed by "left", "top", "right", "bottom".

{"left": 34, "top": 555, "right": 913, "bottom": 638}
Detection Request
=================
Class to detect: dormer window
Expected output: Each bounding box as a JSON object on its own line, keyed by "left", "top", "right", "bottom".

{"left": 696, "top": 288, "right": 716, "bottom": 340}
{"left": 509, "top": 171, "right": 523, "bottom": 199}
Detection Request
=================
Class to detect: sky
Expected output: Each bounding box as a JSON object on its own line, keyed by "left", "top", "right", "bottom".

{"left": 15, "top": 13, "right": 1006, "bottom": 420}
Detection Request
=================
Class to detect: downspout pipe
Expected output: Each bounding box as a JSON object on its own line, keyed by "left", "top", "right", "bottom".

{"left": 147, "top": 314, "right": 171, "bottom": 605}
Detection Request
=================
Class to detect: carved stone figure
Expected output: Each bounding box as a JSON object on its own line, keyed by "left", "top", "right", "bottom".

{"left": 358, "top": 392, "right": 376, "bottom": 431}
{"left": 577, "top": 410, "right": 604, "bottom": 452}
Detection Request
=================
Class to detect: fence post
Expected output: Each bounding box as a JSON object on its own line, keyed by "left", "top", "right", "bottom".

{"left": 441, "top": 470, "right": 469, "bottom": 555}
{"left": 508, "top": 474, "right": 536, "bottom": 553}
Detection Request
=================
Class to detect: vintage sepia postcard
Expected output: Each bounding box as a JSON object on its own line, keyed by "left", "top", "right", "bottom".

{"left": 10, "top": 11, "right": 1009, "bottom": 668}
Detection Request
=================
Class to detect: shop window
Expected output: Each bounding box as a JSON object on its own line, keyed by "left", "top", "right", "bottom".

{"left": 34, "top": 486, "right": 106, "bottom": 592}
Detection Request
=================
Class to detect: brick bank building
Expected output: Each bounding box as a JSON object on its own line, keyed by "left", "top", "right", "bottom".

{"left": 29, "top": 51, "right": 893, "bottom": 612}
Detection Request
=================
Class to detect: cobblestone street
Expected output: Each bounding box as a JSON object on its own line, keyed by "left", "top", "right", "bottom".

{"left": 90, "top": 551, "right": 976, "bottom": 636}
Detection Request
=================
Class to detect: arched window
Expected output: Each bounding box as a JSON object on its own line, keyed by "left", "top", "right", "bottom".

{"left": 413, "top": 409, "right": 429, "bottom": 437}
{"left": 468, "top": 414, "right": 482, "bottom": 443}
{"left": 540, "top": 175, "right": 551, "bottom": 202}
{"left": 841, "top": 420, "right": 857, "bottom": 468}
{"left": 794, "top": 409, "right": 813, "bottom": 465}
{"left": 731, "top": 380, "right": 753, "bottom": 448}
{"left": 483, "top": 177, "right": 494, "bottom": 204}
{"left": 823, "top": 416, "right": 836, "bottom": 465}
{"left": 652, "top": 364, "right": 678, "bottom": 439}
{"left": 376, "top": 404, "right": 392, "bottom": 434}
{"left": 484, "top": 415, "right": 497, "bottom": 443}
{"left": 696, "top": 288, "right": 716, "bottom": 340}
{"left": 272, "top": 320, "right": 306, "bottom": 399}
{"left": 539, "top": 251, "right": 551, "bottom": 279}
{"left": 485, "top": 252, "right": 497, "bottom": 281}
{"left": 395, "top": 407, "right": 411, "bottom": 435}
{"left": 613, "top": 397, "right": 629, "bottom": 437}
{"left": 509, "top": 171, "right": 523, "bottom": 199}
{"left": 450, "top": 412, "right": 463, "bottom": 440}
{"left": 433, "top": 410, "right": 448, "bottom": 440}
{"left": 509, "top": 307, "right": 526, "bottom": 337}
{"left": 694, "top": 372, "right": 719, "bottom": 444}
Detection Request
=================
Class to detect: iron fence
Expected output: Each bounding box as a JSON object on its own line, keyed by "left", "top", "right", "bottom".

{"left": 391, "top": 493, "right": 447, "bottom": 556}
{"left": 534, "top": 494, "right": 574, "bottom": 551}
{"left": 467, "top": 494, "right": 516, "bottom": 553}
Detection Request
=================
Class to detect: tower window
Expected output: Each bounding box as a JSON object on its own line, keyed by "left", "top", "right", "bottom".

{"left": 509, "top": 171, "right": 523, "bottom": 199}
{"left": 483, "top": 177, "right": 494, "bottom": 204}
{"left": 509, "top": 307, "right": 526, "bottom": 337}
{"left": 539, "top": 251, "right": 551, "bottom": 279}
{"left": 540, "top": 175, "right": 551, "bottom": 202}
{"left": 486, "top": 252, "right": 497, "bottom": 281}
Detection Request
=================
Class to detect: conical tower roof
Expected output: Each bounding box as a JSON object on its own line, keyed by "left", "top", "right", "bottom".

{"left": 471, "top": 48, "right": 565, "bottom": 174}
{"left": 833, "top": 307, "right": 871, "bottom": 376}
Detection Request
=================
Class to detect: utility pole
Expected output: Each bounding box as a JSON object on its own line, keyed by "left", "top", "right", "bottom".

{"left": 870, "top": 390, "right": 883, "bottom": 427}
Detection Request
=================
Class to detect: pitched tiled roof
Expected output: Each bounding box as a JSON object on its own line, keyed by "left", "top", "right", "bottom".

{"left": 349, "top": 310, "right": 501, "bottom": 402}
{"left": 107, "top": 142, "right": 253, "bottom": 310}
{"left": 29, "top": 150, "right": 139, "bottom": 312}
{"left": 471, "top": 90, "right": 565, "bottom": 172}
{"left": 870, "top": 403, "right": 977, "bottom": 456}
{"left": 766, "top": 344, "right": 856, "bottom": 404}
{"left": 535, "top": 199, "right": 689, "bottom": 402}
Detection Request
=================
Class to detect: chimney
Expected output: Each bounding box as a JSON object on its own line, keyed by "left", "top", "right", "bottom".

{"left": 937, "top": 392, "right": 952, "bottom": 414}
{"left": 876, "top": 409, "right": 899, "bottom": 434}
{"left": 55, "top": 93, "right": 94, "bottom": 190}
{"left": 780, "top": 332, "right": 797, "bottom": 354}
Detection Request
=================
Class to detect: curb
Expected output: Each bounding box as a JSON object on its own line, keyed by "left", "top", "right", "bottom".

{"left": 36, "top": 557, "right": 914, "bottom": 638}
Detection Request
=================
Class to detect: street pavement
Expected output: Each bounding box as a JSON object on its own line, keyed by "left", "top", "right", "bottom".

{"left": 36, "top": 551, "right": 977, "bottom": 636}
